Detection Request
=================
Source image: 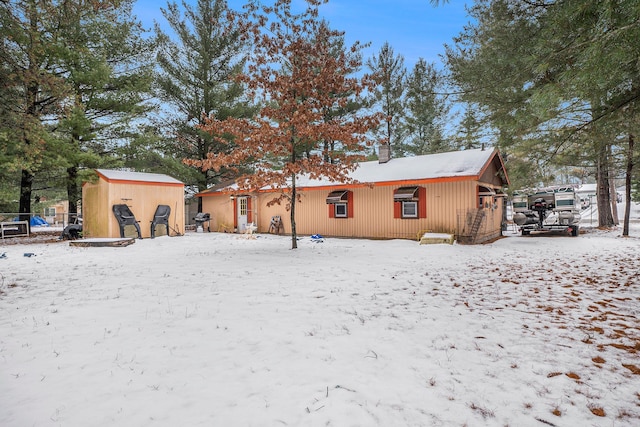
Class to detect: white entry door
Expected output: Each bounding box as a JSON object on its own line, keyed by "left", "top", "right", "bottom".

{"left": 237, "top": 196, "right": 248, "bottom": 232}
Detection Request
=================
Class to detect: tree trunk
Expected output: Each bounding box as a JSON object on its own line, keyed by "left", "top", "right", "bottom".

{"left": 198, "top": 134, "right": 206, "bottom": 214}
{"left": 197, "top": 176, "right": 205, "bottom": 213}
{"left": 623, "top": 132, "right": 634, "bottom": 236}
{"left": 322, "top": 140, "right": 336, "bottom": 164}
{"left": 19, "top": 169, "right": 33, "bottom": 225}
{"left": 19, "top": 4, "right": 40, "bottom": 228}
{"left": 608, "top": 144, "right": 619, "bottom": 225}
{"left": 290, "top": 173, "right": 297, "bottom": 249}
{"left": 596, "top": 143, "right": 615, "bottom": 227}
{"left": 66, "top": 165, "right": 79, "bottom": 224}
{"left": 609, "top": 176, "right": 619, "bottom": 225}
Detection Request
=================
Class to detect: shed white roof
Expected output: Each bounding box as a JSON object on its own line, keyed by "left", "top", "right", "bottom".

{"left": 96, "top": 169, "right": 183, "bottom": 185}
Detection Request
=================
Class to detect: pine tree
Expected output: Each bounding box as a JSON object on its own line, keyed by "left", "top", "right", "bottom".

{"left": 444, "top": 0, "right": 640, "bottom": 228}
{"left": 366, "top": 42, "right": 407, "bottom": 157}
{"left": 456, "top": 106, "right": 483, "bottom": 151}
{"left": 0, "top": 0, "right": 70, "bottom": 221}
{"left": 312, "top": 20, "right": 368, "bottom": 164}
{"left": 56, "top": 0, "right": 155, "bottom": 221}
{"left": 1, "top": 0, "right": 152, "bottom": 222}
{"left": 404, "top": 58, "right": 450, "bottom": 155}
{"left": 155, "top": 0, "right": 254, "bottom": 211}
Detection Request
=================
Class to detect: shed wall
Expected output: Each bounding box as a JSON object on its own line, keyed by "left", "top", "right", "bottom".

{"left": 82, "top": 179, "right": 110, "bottom": 238}
{"left": 206, "top": 197, "right": 237, "bottom": 232}
{"left": 83, "top": 179, "right": 185, "bottom": 238}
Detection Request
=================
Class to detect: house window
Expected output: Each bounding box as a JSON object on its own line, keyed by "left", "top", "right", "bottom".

{"left": 334, "top": 203, "right": 347, "bottom": 218}
{"left": 402, "top": 201, "right": 418, "bottom": 218}
{"left": 326, "top": 190, "right": 353, "bottom": 218}
{"left": 239, "top": 197, "right": 247, "bottom": 216}
{"left": 44, "top": 207, "right": 56, "bottom": 217}
{"left": 394, "top": 186, "right": 426, "bottom": 219}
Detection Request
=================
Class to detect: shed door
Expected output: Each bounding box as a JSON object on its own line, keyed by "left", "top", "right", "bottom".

{"left": 236, "top": 196, "right": 248, "bottom": 232}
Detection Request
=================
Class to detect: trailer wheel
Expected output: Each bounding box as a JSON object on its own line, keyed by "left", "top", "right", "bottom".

{"left": 522, "top": 229, "right": 530, "bottom": 236}
{"left": 571, "top": 226, "right": 579, "bottom": 236}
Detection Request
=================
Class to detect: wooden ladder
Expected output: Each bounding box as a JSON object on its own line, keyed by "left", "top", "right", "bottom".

{"left": 469, "top": 209, "right": 486, "bottom": 240}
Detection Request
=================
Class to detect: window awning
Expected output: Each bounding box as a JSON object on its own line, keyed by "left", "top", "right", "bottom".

{"left": 394, "top": 186, "right": 419, "bottom": 202}
{"left": 478, "top": 185, "right": 496, "bottom": 196}
{"left": 326, "top": 190, "right": 349, "bottom": 204}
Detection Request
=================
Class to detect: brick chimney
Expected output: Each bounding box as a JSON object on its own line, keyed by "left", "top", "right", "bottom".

{"left": 378, "top": 143, "right": 391, "bottom": 163}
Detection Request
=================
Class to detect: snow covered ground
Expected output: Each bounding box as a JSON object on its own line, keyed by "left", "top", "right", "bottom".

{"left": 1, "top": 223, "right": 639, "bottom": 426}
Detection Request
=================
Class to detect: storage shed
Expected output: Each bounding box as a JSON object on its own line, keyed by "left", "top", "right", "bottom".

{"left": 82, "top": 169, "right": 185, "bottom": 238}
{"left": 197, "top": 148, "right": 509, "bottom": 243}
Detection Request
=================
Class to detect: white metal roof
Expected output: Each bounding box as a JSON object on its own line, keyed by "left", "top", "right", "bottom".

{"left": 296, "top": 148, "right": 497, "bottom": 187}
{"left": 96, "top": 169, "right": 183, "bottom": 185}
{"left": 200, "top": 148, "right": 500, "bottom": 194}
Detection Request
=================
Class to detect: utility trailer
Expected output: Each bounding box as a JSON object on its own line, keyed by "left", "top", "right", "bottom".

{"left": 512, "top": 186, "right": 581, "bottom": 236}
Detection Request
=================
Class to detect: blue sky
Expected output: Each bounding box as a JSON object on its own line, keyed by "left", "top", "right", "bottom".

{"left": 132, "top": 0, "right": 472, "bottom": 71}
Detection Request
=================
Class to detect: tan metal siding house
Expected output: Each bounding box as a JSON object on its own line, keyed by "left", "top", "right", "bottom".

{"left": 82, "top": 170, "right": 185, "bottom": 238}
{"left": 198, "top": 148, "right": 509, "bottom": 243}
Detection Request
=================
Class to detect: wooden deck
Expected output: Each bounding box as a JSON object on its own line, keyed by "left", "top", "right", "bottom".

{"left": 70, "top": 238, "right": 135, "bottom": 247}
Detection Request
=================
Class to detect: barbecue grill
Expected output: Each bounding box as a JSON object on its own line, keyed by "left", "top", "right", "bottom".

{"left": 194, "top": 212, "right": 211, "bottom": 232}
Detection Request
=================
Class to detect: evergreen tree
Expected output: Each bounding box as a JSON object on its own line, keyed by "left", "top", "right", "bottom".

{"left": 0, "top": 53, "right": 20, "bottom": 212}
{"left": 456, "top": 105, "right": 483, "bottom": 150}
{"left": 404, "top": 58, "right": 450, "bottom": 155}
{"left": 1, "top": 0, "right": 152, "bottom": 221}
{"left": 155, "top": 0, "right": 254, "bottom": 211}
{"left": 444, "top": 0, "right": 640, "bottom": 228}
{"left": 366, "top": 42, "right": 407, "bottom": 157}
{"left": 0, "top": 0, "right": 70, "bottom": 221}
{"left": 56, "top": 0, "right": 155, "bottom": 220}
{"left": 311, "top": 20, "right": 369, "bottom": 164}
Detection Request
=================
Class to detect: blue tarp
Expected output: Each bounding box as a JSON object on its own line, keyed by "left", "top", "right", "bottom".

{"left": 32, "top": 216, "right": 49, "bottom": 226}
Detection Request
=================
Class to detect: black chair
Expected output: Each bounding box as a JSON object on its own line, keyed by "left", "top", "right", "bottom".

{"left": 150, "top": 205, "right": 171, "bottom": 238}
{"left": 112, "top": 204, "right": 142, "bottom": 239}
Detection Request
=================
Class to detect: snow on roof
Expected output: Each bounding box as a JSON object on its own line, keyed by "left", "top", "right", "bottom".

{"left": 198, "top": 148, "right": 498, "bottom": 195}
{"left": 297, "top": 148, "right": 497, "bottom": 187}
{"left": 96, "top": 169, "right": 183, "bottom": 185}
